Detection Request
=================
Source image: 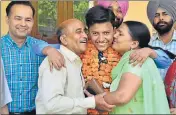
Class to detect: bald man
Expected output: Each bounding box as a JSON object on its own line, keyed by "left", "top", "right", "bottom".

{"left": 35, "top": 19, "right": 115, "bottom": 114}
{"left": 31, "top": 1, "right": 129, "bottom": 69}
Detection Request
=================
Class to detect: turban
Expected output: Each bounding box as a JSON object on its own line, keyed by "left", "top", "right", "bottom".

{"left": 147, "top": 0, "right": 176, "bottom": 24}
{"left": 97, "top": 0, "right": 129, "bottom": 17}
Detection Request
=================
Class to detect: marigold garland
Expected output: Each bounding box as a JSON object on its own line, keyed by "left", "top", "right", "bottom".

{"left": 80, "top": 40, "right": 121, "bottom": 115}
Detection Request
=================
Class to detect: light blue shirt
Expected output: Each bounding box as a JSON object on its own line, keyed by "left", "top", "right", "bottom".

{"left": 149, "top": 30, "right": 176, "bottom": 80}
{"left": 0, "top": 58, "right": 12, "bottom": 108}
{"left": 154, "top": 49, "right": 172, "bottom": 69}
{"left": 1, "top": 34, "right": 45, "bottom": 112}
{"left": 32, "top": 42, "right": 171, "bottom": 69}
{"left": 32, "top": 42, "right": 60, "bottom": 56}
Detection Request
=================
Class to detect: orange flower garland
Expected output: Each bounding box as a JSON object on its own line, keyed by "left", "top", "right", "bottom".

{"left": 80, "top": 40, "right": 121, "bottom": 114}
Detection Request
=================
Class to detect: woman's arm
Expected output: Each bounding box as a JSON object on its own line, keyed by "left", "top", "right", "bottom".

{"left": 170, "top": 108, "right": 176, "bottom": 114}
{"left": 129, "top": 48, "right": 172, "bottom": 69}
{"left": 104, "top": 72, "right": 142, "bottom": 106}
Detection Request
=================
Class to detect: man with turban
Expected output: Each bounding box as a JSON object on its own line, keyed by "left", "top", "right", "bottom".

{"left": 31, "top": 0, "right": 130, "bottom": 72}
{"left": 135, "top": 0, "right": 176, "bottom": 78}
{"left": 31, "top": 1, "right": 172, "bottom": 114}
{"left": 129, "top": 0, "right": 176, "bottom": 114}
{"left": 148, "top": 1, "right": 176, "bottom": 114}
{"left": 130, "top": 0, "right": 176, "bottom": 74}
{"left": 96, "top": 0, "right": 172, "bottom": 73}
{"left": 97, "top": 0, "right": 129, "bottom": 27}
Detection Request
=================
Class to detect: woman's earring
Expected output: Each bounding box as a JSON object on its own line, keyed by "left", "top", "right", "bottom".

{"left": 130, "top": 47, "right": 133, "bottom": 51}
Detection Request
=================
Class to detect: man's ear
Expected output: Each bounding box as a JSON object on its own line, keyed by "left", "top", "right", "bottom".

{"left": 6, "top": 16, "right": 9, "bottom": 25}
{"left": 60, "top": 35, "right": 67, "bottom": 45}
{"left": 130, "top": 41, "right": 139, "bottom": 49}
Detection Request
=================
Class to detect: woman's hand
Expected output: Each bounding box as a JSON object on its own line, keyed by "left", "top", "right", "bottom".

{"left": 170, "top": 108, "right": 176, "bottom": 114}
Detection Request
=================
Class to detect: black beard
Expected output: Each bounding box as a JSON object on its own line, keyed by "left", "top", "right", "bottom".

{"left": 153, "top": 20, "right": 173, "bottom": 35}
{"left": 114, "top": 17, "right": 123, "bottom": 28}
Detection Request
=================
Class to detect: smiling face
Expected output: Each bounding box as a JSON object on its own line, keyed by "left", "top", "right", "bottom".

{"left": 112, "top": 23, "right": 134, "bottom": 54}
{"left": 97, "top": 1, "right": 124, "bottom": 28}
{"left": 88, "top": 22, "right": 114, "bottom": 51}
{"left": 63, "top": 19, "right": 88, "bottom": 55}
{"left": 6, "top": 4, "right": 34, "bottom": 40}
{"left": 109, "top": 1, "right": 123, "bottom": 27}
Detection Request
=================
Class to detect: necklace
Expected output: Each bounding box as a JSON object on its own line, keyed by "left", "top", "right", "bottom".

{"left": 81, "top": 40, "right": 121, "bottom": 88}
{"left": 81, "top": 40, "right": 121, "bottom": 115}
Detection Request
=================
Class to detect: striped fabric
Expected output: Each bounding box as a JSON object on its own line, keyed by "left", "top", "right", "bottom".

{"left": 1, "top": 34, "right": 45, "bottom": 112}
{"left": 149, "top": 30, "right": 176, "bottom": 80}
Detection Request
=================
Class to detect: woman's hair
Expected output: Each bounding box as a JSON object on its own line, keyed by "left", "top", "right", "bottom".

{"left": 124, "top": 21, "right": 175, "bottom": 59}
{"left": 124, "top": 21, "right": 150, "bottom": 48}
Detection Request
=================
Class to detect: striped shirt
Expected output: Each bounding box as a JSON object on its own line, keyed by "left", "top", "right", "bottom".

{"left": 149, "top": 30, "right": 176, "bottom": 80}
{"left": 1, "top": 34, "right": 45, "bottom": 112}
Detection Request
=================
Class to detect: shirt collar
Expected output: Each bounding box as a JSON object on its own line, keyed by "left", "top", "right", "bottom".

{"left": 173, "top": 30, "right": 176, "bottom": 40}
{"left": 60, "top": 45, "right": 82, "bottom": 64}
{"left": 5, "top": 33, "right": 30, "bottom": 47}
{"left": 153, "top": 30, "right": 176, "bottom": 41}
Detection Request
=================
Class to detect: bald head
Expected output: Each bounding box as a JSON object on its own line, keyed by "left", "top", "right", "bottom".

{"left": 57, "top": 18, "right": 84, "bottom": 44}
{"left": 60, "top": 19, "right": 83, "bottom": 32}
{"left": 56, "top": 18, "right": 88, "bottom": 55}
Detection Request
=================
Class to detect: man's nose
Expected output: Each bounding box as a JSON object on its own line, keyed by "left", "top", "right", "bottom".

{"left": 98, "top": 34, "right": 105, "bottom": 42}
{"left": 20, "top": 20, "right": 27, "bottom": 26}
{"left": 159, "top": 15, "right": 164, "bottom": 21}
{"left": 82, "top": 31, "right": 88, "bottom": 38}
